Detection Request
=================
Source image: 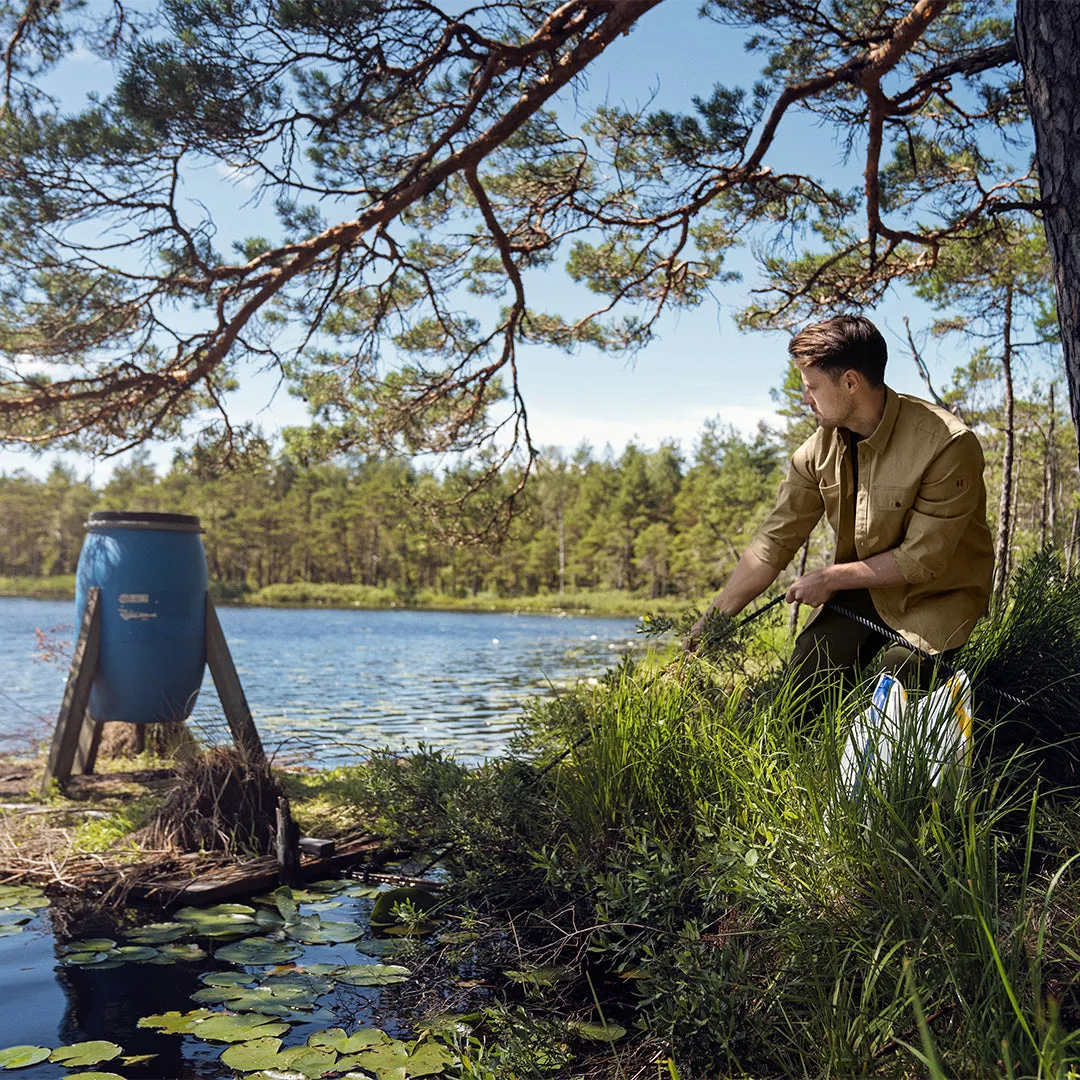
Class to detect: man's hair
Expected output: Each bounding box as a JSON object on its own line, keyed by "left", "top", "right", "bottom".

{"left": 788, "top": 315, "right": 887, "bottom": 388}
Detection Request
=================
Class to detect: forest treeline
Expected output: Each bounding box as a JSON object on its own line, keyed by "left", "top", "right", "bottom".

{"left": 1, "top": 356, "right": 1075, "bottom": 602}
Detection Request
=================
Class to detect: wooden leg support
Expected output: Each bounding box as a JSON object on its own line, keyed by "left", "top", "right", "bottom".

{"left": 41, "top": 588, "right": 102, "bottom": 793}
{"left": 206, "top": 596, "right": 268, "bottom": 768}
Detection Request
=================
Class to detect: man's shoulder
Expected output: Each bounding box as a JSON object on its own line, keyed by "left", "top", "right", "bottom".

{"left": 894, "top": 392, "right": 973, "bottom": 443}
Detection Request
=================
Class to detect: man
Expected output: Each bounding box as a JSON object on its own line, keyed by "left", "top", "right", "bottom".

{"left": 692, "top": 314, "right": 994, "bottom": 704}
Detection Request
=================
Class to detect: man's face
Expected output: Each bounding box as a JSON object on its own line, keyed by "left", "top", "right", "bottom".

{"left": 799, "top": 364, "right": 855, "bottom": 429}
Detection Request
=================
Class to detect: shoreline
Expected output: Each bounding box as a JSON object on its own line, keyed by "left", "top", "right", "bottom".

{"left": 0, "top": 576, "right": 692, "bottom": 620}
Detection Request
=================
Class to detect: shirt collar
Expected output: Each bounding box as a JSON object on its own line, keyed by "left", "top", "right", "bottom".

{"left": 859, "top": 385, "right": 898, "bottom": 454}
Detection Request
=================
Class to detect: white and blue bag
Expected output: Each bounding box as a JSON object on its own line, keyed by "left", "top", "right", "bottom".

{"left": 841, "top": 669, "right": 974, "bottom": 802}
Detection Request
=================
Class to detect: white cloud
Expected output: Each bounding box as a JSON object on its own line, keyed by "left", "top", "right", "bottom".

{"left": 527, "top": 402, "right": 779, "bottom": 454}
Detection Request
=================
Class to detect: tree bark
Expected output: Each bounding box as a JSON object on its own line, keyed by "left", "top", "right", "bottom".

{"left": 1017, "top": 0, "right": 1080, "bottom": 469}
{"left": 993, "top": 282, "right": 1015, "bottom": 600}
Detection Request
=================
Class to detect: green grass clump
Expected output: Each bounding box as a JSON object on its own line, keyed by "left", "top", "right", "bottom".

{"left": 0, "top": 574, "right": 75, "bottom": 599}
{"left": 361, "top": 552, "right": 1080, "bottom": 1079}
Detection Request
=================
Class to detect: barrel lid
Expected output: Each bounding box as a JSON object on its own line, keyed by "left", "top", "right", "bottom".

{"left": 86, "top": 511, "right": 203, "bottom": 532}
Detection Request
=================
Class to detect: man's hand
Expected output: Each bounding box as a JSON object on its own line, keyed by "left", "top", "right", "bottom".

{"left": 785, "top": 566, "right": 840, "bottom": 608}
{"left": 686, "top": 608, "right": 737, "bottom": 655}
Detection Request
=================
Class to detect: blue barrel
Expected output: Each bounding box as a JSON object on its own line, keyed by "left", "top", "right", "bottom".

{"left": 75, "top": 511, "right": 208, "bottom": 724}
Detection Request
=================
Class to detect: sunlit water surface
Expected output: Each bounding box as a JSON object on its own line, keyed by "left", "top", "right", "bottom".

{"left": 0, "top": 598, "right": 640, "bottom": 763}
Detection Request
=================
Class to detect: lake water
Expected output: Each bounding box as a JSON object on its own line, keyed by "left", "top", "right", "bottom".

{"left": 0, "top": 598, "right": 640, "bottom": 764}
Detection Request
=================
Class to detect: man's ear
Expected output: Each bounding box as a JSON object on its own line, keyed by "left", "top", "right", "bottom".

{"left": 843, "top": 369, "right": 861, "bottom": 394}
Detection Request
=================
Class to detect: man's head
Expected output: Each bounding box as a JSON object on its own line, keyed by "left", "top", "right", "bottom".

{"left": 789, "top": 315, "right": 887, "bottom": 432}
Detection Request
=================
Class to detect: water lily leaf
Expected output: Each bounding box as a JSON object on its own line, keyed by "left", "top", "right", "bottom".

{"left": 0, "top": 925, "right": 24, "bottom": 937}
{"left": 370, "top": 888, "right": 438, "bottom": 928}
{"left": 281, "top": 1047, "right": 338, "bottom": 1078}
{"left": 246, "top": 1072, "right": 306, "bottom": 1080}
{"left": 151, "top": 942, "right": 206, "bottom": 963}
{"left": 266, "top": 971, "right": 334, "bottom": 994}
{"left": 120, "top": 1054, "right": 157, "bottom": 1065}
{"left": 49, "top": 1041, "right": 123, "bottom": 1067}
{"left": 191, "top": 984, "right": 319, "bottom": 1011}
{"left": 137, "top": 1008, "right": 215, "bottom": 1034}
{"left": 332, "top": 964, "right": 411, "bottom": 987}
{"left": 215, "top": 938, "right": 302, "bottom": 965}
{"left": 0, "top": 912, "right": 32, "bottom": 926}
{"left": 0, "top": 887, "right": 47, "bottom": 909}
{"left": 405, "top": 1040, "right": 456, "bottom": 1077}
{"left": 347, "top": 1040, "right": 409, "bottom": 1077}
{"left": 174, "top": 905, "right": 257, "bottom": 937}
{"left": 193, "top": 1013, "right": 290, "bottom": 1043}
{"left": 268, "top": 887, "right": 299, "bottom": 923}
{"left": 201, "top": 971, "right": 253, "bottom": 987}
{"left": 254, "top": 909, "right": 286, "bottom": 930}
{"left": 569, "top": 1020, "right": 627, "bottom": 1042}
{"left": 110, "top": 946, "right": 159, "bottom": 963}
{"left": 381, "top": 921, "right": 438, "bottom": 937}
{"left": 64, "top": 938, "right": 116, "bottom": 953}
{"left": 306, "top": 901, "right": 342, "bottom": 912}
{"left": 343, "top": 884, "right": 383, "bottom": 899}
{"left": 354, "top": 938, "right": 411, "bottom": 957}
{"left": 308, "top": 1028, "right": 389, "bottom": 1053}
{"left": 295, "top": 963, "right": 343, "bottom": 975}
{"left": 0, "top": 1045, "right": 51, "bottom": 1069}
{"left": 61, "top": 951, "right": 110, "bottom": 966}
{"left": 126, "top": 922, "right": 189, "bottom": 944}
{"left": 503, "top": 966, "right": 570, "bottom": 987}
{"left": 61, "top": 1073, "right": 127, "bottom": 1080}
{"left": 284, "top": 920, "right": 363, "bottom": 945}
{"left": 219, "top": 1037, "right": 284, "bottom": 1072}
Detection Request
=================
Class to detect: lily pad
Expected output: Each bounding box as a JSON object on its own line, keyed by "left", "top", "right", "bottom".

{"left": 193, "top": 1012, "right": 290, "bottom": 1043}
{"left": 61, "top": 951, "right": 110, "bottom": 966}
{"left": 0, "top": 912, "right": 32, "bottom": 927}
{"left": 62, "top": 1073, "right": 127, "bottom": 1080}
{"left": 332, "top": 964, "right": 411, "bottom": 987}
{"left": 110, "top": 946, "right": 159, "bottom": 963}
{"left": 308, "top": 1028, "right": 390, "bottom": 1053}
{"left": 218, "top": 1037, "right": 284, "bottom": 1072}
{"left": 369, "top": 888, "right": 438, "bottom": 928}
{"left": 0, "top": 1045, "right": 51, "bottom": 1069}
{"left": 191, "top": 983, "right": 320, "bottom": 1011}
{"left": 569, "top": 1020, "right": 627, "bottom": 1042}
{"left": 137, "top": 1008, "right": 215, "bottom": 1034}
{"left": 49, "top": 1041, "right": 123, "bottom": 1067}
{"left": 152, "top": 942, "right": 206, "bottom": 963}
{"left": 0, "top": 926, "right": 24, "bottom": 937}
{"left": 266, "top": 971, "right": 335, "bottom": 995}
{"left": 347, "top": 1040, "right": 409, "bottom": 1076}
{"left": 125, "top": 921, "right": 189, "bottom": 944}
{"left": 215, "top": 937, "right": 302, "bottom": 966}
{"left": 343, "top": 884, "right": 383, "bottom": 899}
{"left": 355, "top": 938, "right": 412, "bottom": 957}
{"left": 284, "top": 920, "right": 364, "bottom": 945}
{"left": 63, "top": 938, "right": 116, "bottom": 953}
{"left": 174, "top": 904, "right": 258, "bottom": 937}
{"left": 404, "top": 1040, "right": 456, "bottom": 1077}
{"left": 201, "top": 971, "right": 253, "bottom": 987}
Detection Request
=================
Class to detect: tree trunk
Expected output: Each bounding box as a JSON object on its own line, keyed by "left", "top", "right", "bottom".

{"left": 993, "top": 282, "right": 1015, "bottom": 600}
{"left": 1017, "top": 0, "right": 1080, "bottom": 469}
{"left": 1043, "top": 381, "right": 1058, "bottom": 546}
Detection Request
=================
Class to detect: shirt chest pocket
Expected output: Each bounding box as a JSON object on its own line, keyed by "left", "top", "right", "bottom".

{"left": 865, "top": 484, "right": 913, "bottom": 548}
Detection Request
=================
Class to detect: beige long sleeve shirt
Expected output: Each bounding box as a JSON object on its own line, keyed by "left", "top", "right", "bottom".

{"left": 748, "top": 387, "right": 994, "bottom": 654}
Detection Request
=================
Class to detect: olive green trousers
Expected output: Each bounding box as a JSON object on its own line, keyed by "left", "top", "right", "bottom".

{"left": 788, "top": 589, "right": 956, "bottom": 723}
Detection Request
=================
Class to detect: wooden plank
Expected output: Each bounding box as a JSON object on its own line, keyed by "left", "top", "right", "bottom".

{"left": 72, "top": 717, "right": 104, "bottom": 776}
{"left": 131, "top": 835, "right": 385, "bottom": 906}
{"left": 41, "top": 588, "right": 102, "bottom": 792}
{"left": 299, "top": 837, "right": 335, "bottom": 858}
{"left": 205, "top": 596, "right": 267, "bottom": 767}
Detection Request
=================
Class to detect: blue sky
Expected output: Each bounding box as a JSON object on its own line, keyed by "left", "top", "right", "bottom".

{"left": 0, "top": 2, "right": 1023, "bottom": 481}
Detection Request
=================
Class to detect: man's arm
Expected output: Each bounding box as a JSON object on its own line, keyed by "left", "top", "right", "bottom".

{"left": 785, "top": 550, "right": 906, "bottom": 607}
